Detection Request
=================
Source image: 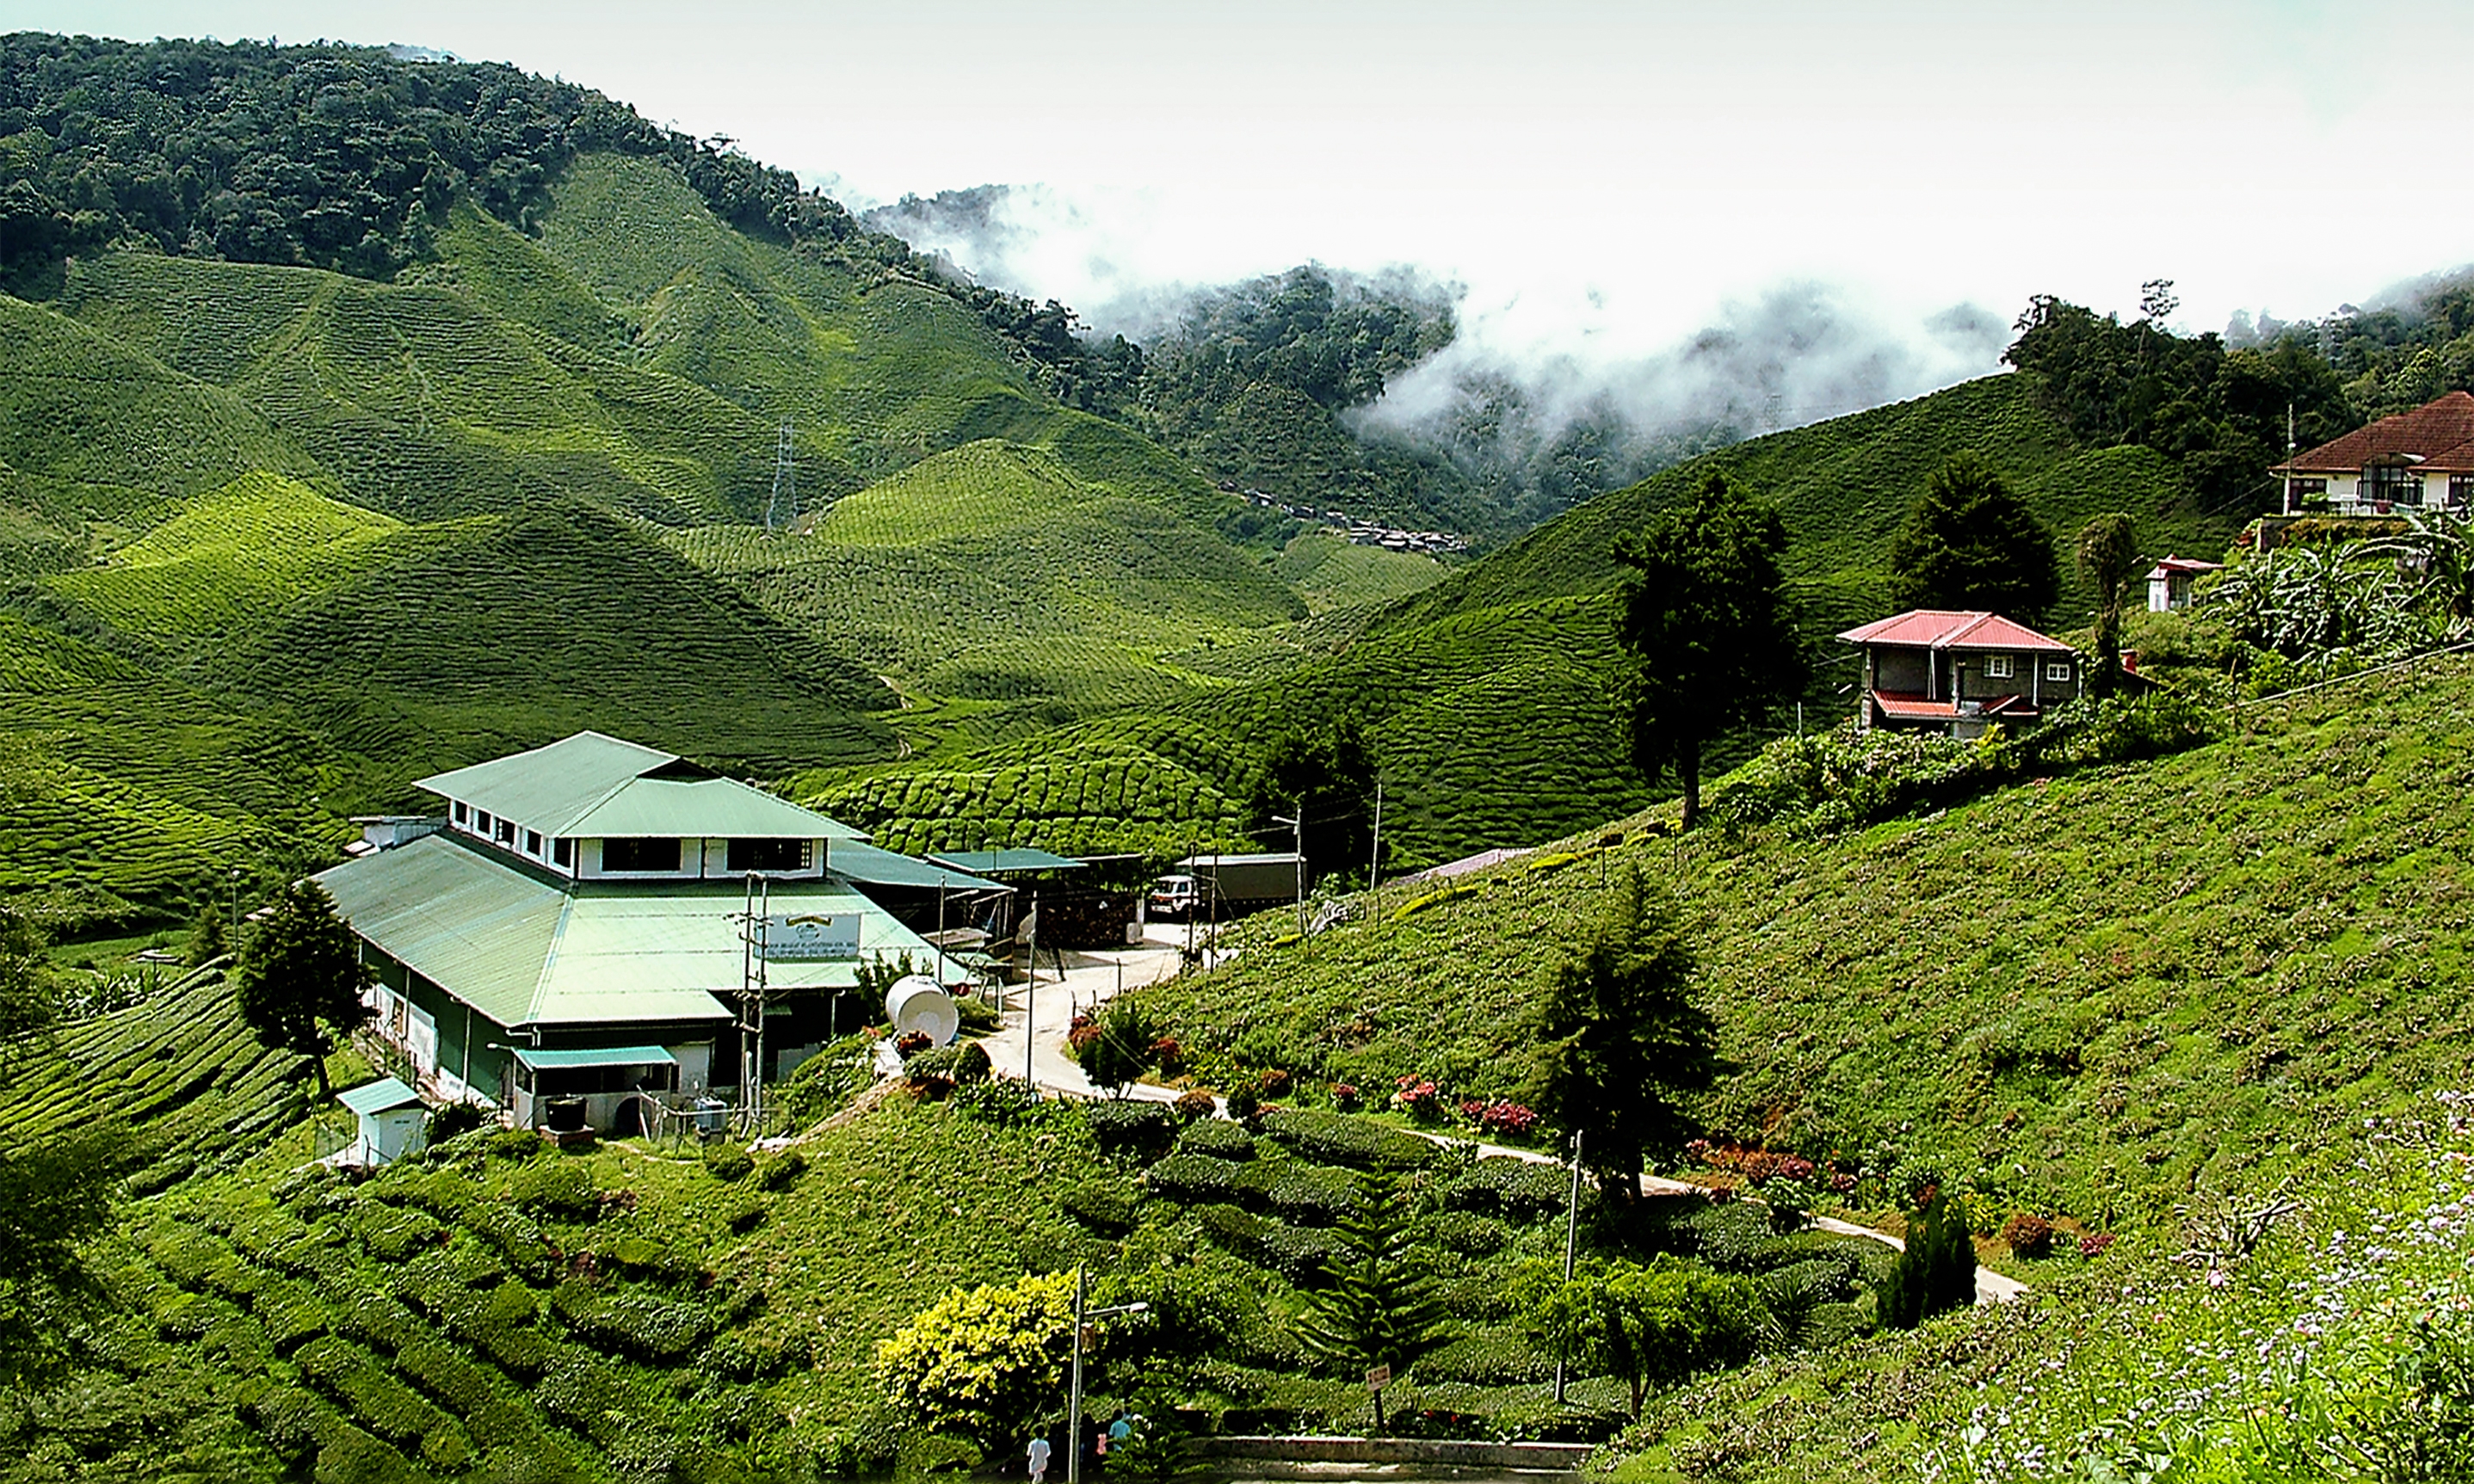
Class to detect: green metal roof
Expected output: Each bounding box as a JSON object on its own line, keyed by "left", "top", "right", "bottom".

{"left": 927, "top": 848, "right": 1083, "bottom": 875}
{"left": 318, "top": 834, "right": 963, "bottom": 1030}
{"left": 415, "top": 731, "right": 862, "bottom": 841}
{"left": 830, "top": 840, "right": 1005, "bottom": 892}
{"left": 514, "top": 1045, "right": 677, "bottom": 1071}
{"left": 337, "top": 1076, "right": 423, "bottom": 1116}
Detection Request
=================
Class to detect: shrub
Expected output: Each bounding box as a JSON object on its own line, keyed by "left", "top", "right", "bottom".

{"left": 349, "top": 1203, "right": 445, "bottom": 1264}
{"left": 509, "top": 1158, "right": 598, "bottom": 1221}
{"left": 1194, "top": 1203, "right": 1350, "bottom": 1284}
{"left": 1083, "top": 1099, "right": 1179, "bottom": 1162}
{"left": 551, "top": 1283, "right": 715, "bottom": 1362}
{"left": 1440, "top": 1159, "right": 1569, "bottom": 1221}
{"left": 1875, "top": 1192, "right": 1977, "bottom": 1328}
{"left": 872, "top": 1271, "right": 1076, "bottom": 1448}
{"left": 1144, "top": 1152, "right": 1246, "bottom": 1204}
{"left": 395, "top": 1338, "right": 502, "bottom": 1414}
{"left": 1257, "top": 1109, "right": 1440, "bottom": 1172}
{"left": 1237, "top": 1160, "right": 1360, "bottom": 1226}
{"left": 1391, "top": 1076, "right": 1447, "bottom": 1123}
{"left": 1057, "top": 1178, "right": 1140, "bottom": 1235}
{"left": 1171, "top": 1089, "right": 1218, "bottom": 1123}
{"left": 484, "top": 1128, "right": 544, "bottom": 1162}
{"left": 905, "top": 1041, "right": 991, "bottom": 1087}
{"left": 894, "top": 1030, "right": 931, "bottom": 1059}
{"left": 1223, "top": 1079, "right": 1263, "bottom": 1125}
{"left": 702, "top": 1144, "right": 756, "bottom": 1183}
{"left": 425, "top": 1103, "right": 487, "bottom": 1145}
{"left": 2001, "top": 1211, "right": 2054, "bottom": 1258}
{"left": 1415, "top": 1326, "right": 1553, "bottom": 1385}
{"left": 1426, "top": 1210, "right": 1515, "bottom": 1256}
{"left": 755, "top": 1149, "right": 807, "bottom": 1192}
{"left": 1330, "top": 1083, "right": 1361, "bottom": 1112}
{"left": 1173, "top": 1117, "right": 1256, "bottom": 1161}
{"left": 950, "top": 1078, "right": 1052, "bottom": 1128}
{"left": 461, "top": 1204, "right": 553, "bottom": 1279}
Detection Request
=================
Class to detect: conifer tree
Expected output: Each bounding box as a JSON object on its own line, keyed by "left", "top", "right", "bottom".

{"left": 1520, "top": 871, "right": 1719, "bottom": 1201}
{"left": 1875, "top": 1190, "right": 1977, "bottom": 1328}
{"left": 233, "top": 878, "right": 374, "bottom": 1097}
{"left": 2076, "top": 512, "right": 2140, "bottom": 695}
{"left": 1887, "top": 452, "right": 2062, "bottom": 620}
{"left": 1294, "top": 1176, "right": 1445, "bottom": 1431}
{"left": 185, "top": 898, "right": 229, "bottom": 969}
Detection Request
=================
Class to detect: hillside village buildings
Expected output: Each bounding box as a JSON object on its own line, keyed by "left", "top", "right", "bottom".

{"left": 1839, "top": 609, "right": 2082, "bottom": 739}
{"left": 319, "top": 732, "right": 1002, "bottom": 1138}
{"left": 2274, "top": 391, "right": 2474, "bottom": 514}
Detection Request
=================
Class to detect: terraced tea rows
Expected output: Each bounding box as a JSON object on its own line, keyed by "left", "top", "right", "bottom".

{"left": 801, "top": 739, "right": 1250, "bottom": 857}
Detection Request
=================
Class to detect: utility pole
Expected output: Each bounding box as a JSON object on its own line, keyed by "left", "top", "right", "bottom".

{"left": 737, "top": 875, "right": 770, "bottom": 1135}
{"left": 1367, "top": 779, "right": 1384, "bottom": 913}
{"left": 1021, "top": 889, "right": 1039, "bottom": 1087}
{"left": 1066, "top": 1271, "right": 1148, "bottom": 1484}
{"left": 1554, "top": 1128, "right": 1582, "bottom": 1406}
{"left": 1274, "top": 804, "right": 1305, "bottom": 940}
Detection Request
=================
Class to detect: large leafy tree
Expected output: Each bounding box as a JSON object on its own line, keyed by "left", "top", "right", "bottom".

{"left": 1293, "top": 1176, "right": 1445, "bottom": 1432}
{"left": 1615, "top": 471, "right": 1805, "bottom": 829}
{"left": 0, "top": 900, "right": 58, "bottom": 1050}
{"left": 1515, "top": 1254, "right": 1773, "bottom": 1419}
{"left": 1248, "top": 718, "right": 1377, "bottom": 886}
{"left": 233, "top": 878, "right": 376, "bottom": 1098}
{"left": 1519, "top": 871, "right": 1720, "bottom": 1201}
{"left": 1886, "top": 452, "right": 2063, "bottom": 620}
{"left": 2076, "top": 512, "right": 2140, "bottom": 694}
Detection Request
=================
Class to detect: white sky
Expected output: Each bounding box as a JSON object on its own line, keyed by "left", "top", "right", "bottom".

{"left": 15, "top": 1, "right": 2474, "bottom": 409}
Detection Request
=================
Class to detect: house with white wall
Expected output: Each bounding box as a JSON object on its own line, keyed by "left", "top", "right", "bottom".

{"left": 1838, "top": 609, "right": 2082, "bottom": 739}
{"left": 2273, "top": 391, "right": 2474, "bottom": 514}
{"left": 317, "top": 731, "right": 1001, "bottom": 1136}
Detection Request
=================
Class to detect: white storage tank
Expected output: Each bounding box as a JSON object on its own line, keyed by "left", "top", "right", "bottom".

{"left": 885, "top": 976, "right": 959, "bottom": 1046}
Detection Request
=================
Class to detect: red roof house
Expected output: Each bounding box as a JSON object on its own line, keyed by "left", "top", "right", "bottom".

{"left": 2273, "top": 391, "right": 2474, "bottom": 514}
{"left": 1837, "top": 609, "right": 2081, "bottom": 737}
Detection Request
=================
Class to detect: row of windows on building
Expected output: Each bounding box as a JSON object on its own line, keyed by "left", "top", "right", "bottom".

{"left": 2288, "top": 471, "right": 2474, "bottom": 506}
{"left": 444, "top": 801, "right": 815, "bottom": 874}
{"left": 1982, "top": 655, "right": 2071, "bottom": 682}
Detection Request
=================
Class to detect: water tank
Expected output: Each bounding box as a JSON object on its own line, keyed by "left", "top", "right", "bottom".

{"left": 885, "top": 976, "right": 959, "bottom": 1046}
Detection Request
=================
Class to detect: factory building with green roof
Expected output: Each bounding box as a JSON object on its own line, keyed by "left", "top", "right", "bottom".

{"left": 317, "top": 731, "right": 1004, "bottom": 1135}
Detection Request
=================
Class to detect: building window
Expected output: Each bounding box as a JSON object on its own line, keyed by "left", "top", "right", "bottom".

{"left": 452, "top": 801, "right": 469, "bottom": 826}
{"left": 475, "top": 810, "right": 493, "bottom": 837}
{"left": 1983, "top": 654, "right": 2014, "bottom": 680}
{"left": 726, "top": 838, "right": 811, "bottom": 873}
{"left": 552, "top": 838, "right": 574, "bottom": 868}
{"left": 2292, "top": 477, "right": 2328, "bottom": 503}
{"left": 494, "top": 817, "right": 516, "bottom": 846}
{"left": 2045, "top": 661, "right": 2073, "bottom": 682}
{"left": 602, "top": 837, "right": 682, "bottom": 872}
{"left": 524, "top": 829, "right": 542, "bottom": 856}
{"left": 2365, "top": 462, "right": 2423, "bottom": 507}
{"left": 2452, "top": 475, "right": 2474, "bottom": 509}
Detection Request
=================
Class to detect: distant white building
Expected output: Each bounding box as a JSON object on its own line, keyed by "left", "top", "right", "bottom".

{"left": 2273, "top": 391, "right": 2474, "bottom": 514}
{"left": 318, "top": 732, "right": 1001, "bottom": 1135}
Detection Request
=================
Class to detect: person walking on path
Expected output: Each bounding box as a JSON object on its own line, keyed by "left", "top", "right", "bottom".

{"left": 1027, "top": 1434, "right": 1052, "bottom": 1483}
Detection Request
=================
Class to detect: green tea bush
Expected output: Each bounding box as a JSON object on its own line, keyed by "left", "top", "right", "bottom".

{"left": 419, "top": 1419, "right": 475, "bottom": 1472}
{"left": 394, "top": 1338, "right": 502, "bottom": 1415}
{"left": 1706, "top": 727, "right": 1993, "bottom": 834}
{"left": 1257, "top": 1108, "right": 1440, "bottom": 1172}
{"left": 534, "top": 1348, "right": 631, "bottom": 1442}
{"left": 1194, "top": 1202, "right": 1348, "bottom": 1284}
{"left": 484, "top": 1127, "right": 545, "bottom": 1162}
{"left": 702, "top": 1144, "right": 756, "bottom": 1182}
{"left": 950, "top": 1077, "right": 1057, "bottom": 1128}
{"left": 1144, "top": 1152, "right": 1245, "bottom": 1204}
{"left": 1426, "top": 1210, "right": 1516, "bottom": 1256}
{"left": 250, "top": 1276, "right": 330, "bottom": 1351}
{"left": 550, "top": 1282, "right": 715, "bottom": 1362}
{"left": 769, "top": 1032, "right": 879, "bottom": 1129}
{"left": 461, "top": 1203, "right": 554, "bottom": 1278}
{"left": 756, "top": 1148, "right": 808, "bottom": 1191}
{"left": 603, "top": 1235, "right": 700, "bottom": 1285}
{"left": 1235, "top": 1160, "right": 1360, "bottom": 1226}
{"left": 1173, "top": 1117, "right": 1257, "bottom": 1161}
{"left": 1439, "top": 1159, "right": 1567, "bottom": 1221}
{"left": 1083, "top": 1099, "right": 1179, "bottom": 1162}
{"left": 508, "top": 1158, "right": 598, "bottom": 1220}
{"left": 904, "top": 1040, "right": 991, "bottom": 1086}
{"left": 312, "top": 1422, "right": 428, "bottom": 1484}
{"left": 1058, "top": 1177, "right": 1141, "bottom": 1235}
{"left": 1415, "top": 1326, "right": 1554, "bottom": 1385}
{"left": 349, "top": 1202, "right": 445, "bottom": 1263}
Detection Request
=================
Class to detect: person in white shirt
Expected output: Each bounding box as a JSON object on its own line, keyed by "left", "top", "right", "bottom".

{"left": 1027, "top": 1435, "right": 1052, "bottom": 1483}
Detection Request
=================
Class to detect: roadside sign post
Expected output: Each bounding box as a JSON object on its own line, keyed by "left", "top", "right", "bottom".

{"left": 1365, "top": 1363, "right": 1391, "bottom": 1434}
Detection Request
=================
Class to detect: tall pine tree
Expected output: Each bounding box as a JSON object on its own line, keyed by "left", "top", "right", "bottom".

{"left": 233, "top": 878, "right": 375, "bottom": 1097}
{"left": 1886, "top": 452, "right": 2061, "bottom": 620}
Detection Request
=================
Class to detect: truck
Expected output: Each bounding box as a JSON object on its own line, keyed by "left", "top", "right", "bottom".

{"left": 1147, "top": 853, "right": 1304, "bottom": 921}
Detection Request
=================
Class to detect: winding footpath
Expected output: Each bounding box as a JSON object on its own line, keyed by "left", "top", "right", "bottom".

{"left": 977, "top": 930, "right": 2027, "bottom": 1307}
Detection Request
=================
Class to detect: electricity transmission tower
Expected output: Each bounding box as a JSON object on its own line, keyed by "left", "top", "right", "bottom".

{"left": 764, "top": 420, "right": 797, "bottom": 533}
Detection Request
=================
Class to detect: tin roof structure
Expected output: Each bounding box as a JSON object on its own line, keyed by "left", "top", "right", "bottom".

{"left": 1837, "top": 610, "right": 2076, "bottom": 654}
{"left": 416, "top": 731, "right": 864, "bottom": 841}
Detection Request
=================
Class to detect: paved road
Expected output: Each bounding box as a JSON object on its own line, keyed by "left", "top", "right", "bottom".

{"left": 972, "top": 928, "right": 2027, "bottom": 1307}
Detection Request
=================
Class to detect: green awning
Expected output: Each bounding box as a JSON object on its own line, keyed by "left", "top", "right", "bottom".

{"left": 513, "top": 1045, "right": 679, "bottom": 1071}
{"left": 829, "top": 840, "right": 1005, "bottom": 892}
{"left": 927, "top": 848, "right": 1084, "bottom": 875}
{"left": 337, "top": 1076, "right": 423, "bottom": 1116}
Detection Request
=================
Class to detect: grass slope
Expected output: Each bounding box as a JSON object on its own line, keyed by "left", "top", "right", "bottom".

{"left": 1273, "top": 531, "right": 1449, "bottom": 615}
{"left": 202, "top": 500, "right": 898, "bottom": 805}
{"left": 1132, "top": 654, "right": 2474, "bottom": 1240}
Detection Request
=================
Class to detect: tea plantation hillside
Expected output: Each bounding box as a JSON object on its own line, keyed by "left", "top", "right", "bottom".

{"left": 1130, "top": 654, "right": 2474, "bottom": 1241}
{"left": 1388, "top": 374, "right": 2223, "bottom": 639}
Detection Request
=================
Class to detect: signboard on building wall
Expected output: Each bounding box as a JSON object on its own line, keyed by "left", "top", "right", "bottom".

{"left": 759, "top": 913, "right": 860, "bottom": 960}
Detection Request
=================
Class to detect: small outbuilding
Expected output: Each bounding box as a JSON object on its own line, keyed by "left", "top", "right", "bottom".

{"left": 336, "top": 1076, "right": 429, "bottom": 1167}
{"left": 2144, "top": 556, "right": 2223, "bottom": 613}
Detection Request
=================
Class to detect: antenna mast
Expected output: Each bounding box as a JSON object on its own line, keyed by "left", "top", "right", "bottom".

{"left": 765, "top": 420, "right": 798, "bottom": 533}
